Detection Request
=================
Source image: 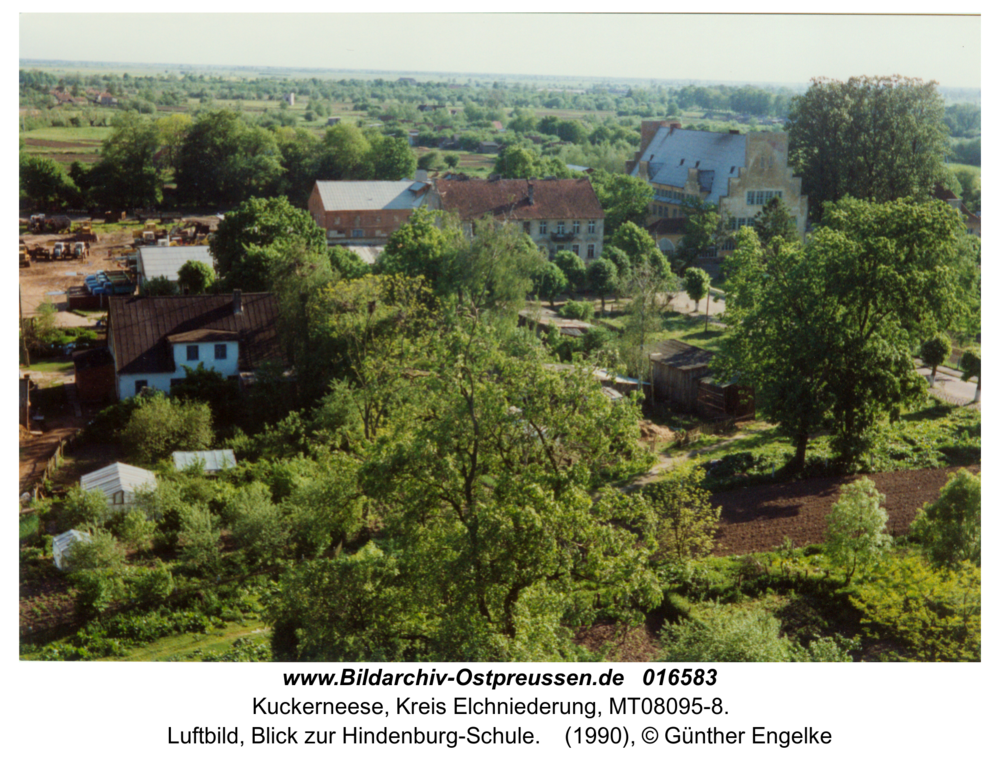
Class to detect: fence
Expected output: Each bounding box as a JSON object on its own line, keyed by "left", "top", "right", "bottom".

{"left": 23, "top": 430, "right": 80, "bottom": 505}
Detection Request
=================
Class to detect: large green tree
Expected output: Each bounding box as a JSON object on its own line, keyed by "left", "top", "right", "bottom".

{"left": 787, "top": 75, "right": 949, "bottom": 220}
{"left": 210, "top": 196, "right": 326, "bottom": 291}
{"left": 589, "top": 170, "right": 653, "bottom": 240}
{"left": 88, "top": 111, "right": 162, "bottom": 209}
{"left": 176, "top": 110, "right": 284, "bottom": 204}
{"left": 717, "top": 197, "right": 965, "bottom": 469}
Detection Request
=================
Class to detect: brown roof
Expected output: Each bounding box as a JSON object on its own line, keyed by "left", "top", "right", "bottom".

{"left": 436, "top": 178, "right": 604, "bottom": 222}
{"left": 648, "top": 339, "right": 714, "bottom": 370}
{"left": 108, "top": 293, "right": 283, "bottom": 376}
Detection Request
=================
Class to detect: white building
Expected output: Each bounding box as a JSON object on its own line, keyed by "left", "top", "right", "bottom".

{"left": 80, "top": 462, "right": 157, "bottom": 507}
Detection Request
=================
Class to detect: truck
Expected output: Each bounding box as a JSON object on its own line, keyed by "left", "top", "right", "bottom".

{"left": 70, "top": 242, "right": 90, "bottom": 260}
{"left": 52, "top": 242, "right": 67, "bottom": 260}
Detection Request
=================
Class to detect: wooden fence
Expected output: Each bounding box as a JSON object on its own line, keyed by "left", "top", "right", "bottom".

{"left": 23, "top": 430, "right": 80, "bottom": 506}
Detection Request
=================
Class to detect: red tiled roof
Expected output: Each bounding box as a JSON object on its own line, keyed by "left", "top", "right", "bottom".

{"left": 108, "top": 293, "right": 283, "bottom": 376}
{"left": 436, "top": 178, "right": 604, "bottom": 222}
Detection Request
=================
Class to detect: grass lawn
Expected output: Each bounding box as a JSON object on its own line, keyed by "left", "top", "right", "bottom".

{"left": 24, "top": 360, "right": 74, "bottom": 376}
{"left": 105, "top": 620, "right": 270, "bottom": 662}
{"left": 22, "top": 125, "right": 111, "bottom": 142}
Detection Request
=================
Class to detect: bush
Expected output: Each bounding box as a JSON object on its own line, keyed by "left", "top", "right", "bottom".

{"left": 129, "top": 562, "right": 175, "bottom": 607}
{"left": 558, "top": 300, "right": 595, "bottom": 321}
{"left": 909, "top": 468, "right": 980, "bottom": 568}
{"left": 60, "top": 486, "right": 110, "bottom": 530}
{"left": 121, "top": 393, "right": 213, "bottom": 464}
{"left": 826, "top": 477, "right": 891, "bottom": 584}
{"left": 660, "top": 608, "right": 798, "bottom": 662}
{"left": 642, "top": 466, "right": 720, "bottom": 561}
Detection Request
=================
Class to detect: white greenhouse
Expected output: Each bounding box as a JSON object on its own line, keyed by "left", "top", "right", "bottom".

{"left": 80, "top": 462, "right": 157, "bottom": 507}
{"left": 52, "top": 529, "right": 92, "bottom": 571}
{"left": 171, "top": 449, "right": 236, "bottom": 474}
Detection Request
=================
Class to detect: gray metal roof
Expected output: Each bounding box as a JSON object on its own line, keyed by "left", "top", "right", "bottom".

{"left": 314, "top": 180, "right": 431, "bottom": 211}
{"left": 172, "top": 449, "right": 236, "bottom": 473}
{"left": 632, "top": 128, "right": 746, "bottom": 204}
{"left": 80, "top": 462, "right": 157, "bottom": 500}
{"left": 343, "top": 245, "right": 383, "bottom": 265}
{"left": 137, "top": 245, "right": 214, "bottom": 283}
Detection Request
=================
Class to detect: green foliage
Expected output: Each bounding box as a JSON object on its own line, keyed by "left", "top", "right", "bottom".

{"left": 228, "top": 483, "right": 290, "bottom": 566}
{"left": 683, "top": 267, "right": 711, "bottom": 308}
{"left": 87, "top": 111, "right": 162, "bottom": 209}
{"left": 609, "top": 221, "right": 657, "bottom": 268}
{"left": 61, "top": 485, "right": 110, "bottom": 531}
{"left": 589, "top": 170, "right": 653, "bottom": 239}
{"left": 851, "top": 554, "right": 980, "bottom": 660}
{"left": 788, "top": 75, "right": 948, "bottom": 220}
{"left": 116, "top": 509, "right": 156, "bottom": 553}
{"left": 176, "top": 259, "right": 216, "bottom": 295}
{"left": 328, "top": 245, "right": 371, "bottom": 280}
{"left": 531, "top": 260, "right": 569, "bottom": 306}
{"left": 141, "top": 275, "right": 178, "bottom": 296}
{"left": 129, "top": 561, "right": 175, "bottom": 607}
{"left": 20, "top": 154, "right": 77, "bottom": 207}
{"left": 959, "top": 348, "right": 980, "bottom": 402}
{"left": 587, "top": 258, "right": 618, "bottom": 313}
{"left": 825, "top": 478, "right": 891, "bottom": 584}
{"left": 752, "top": 196, "right": 798, "bottom": 255}
{"left": 675, "top": 199, "right": 724, "bottom": 272}
{"left": 376, "top": 209, "right": 464, "bottom": 294}
{"left": 558, "top": 300, "right": 595, "bottom": 322}
{"left": 660, "top": 608, "right": 800, "bottom": 662}
{"left": 552, "top": 250, "right": 587, "bottom": 291}
{"left": 121, "top": 394, "right": 213, "bottom": 465}
{"left": 910, "top": 468, "right": 980, "bottom": 568}
{"left": 642, "top": 466, "right": 720, "bottom": 561}
{"left": 717, "top": 197, "right": 966, "bottom": 469}
{"left": 169, "top": 363, "right": 240, "bottom": 430}
{"left": 211, "top": 196, "right": 326, "bottom": 291}
{"left": 920, "top": 334, "right": 952, "bottom": 382}
{"left": 176, "top": 109, "right": 283, "bottom": 204}
{"left": 177, "top": 505, "right": 222, "bottom": 575}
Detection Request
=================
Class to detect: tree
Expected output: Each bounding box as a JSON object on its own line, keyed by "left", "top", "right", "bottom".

{"left": 375, "top": 209, "right": 463, "bottom": 295}
{"left": 587, "top": 258, "right": 618, "bottom": 315}
{"left": 959, "top": 348, "right": 980, "bottom": 404}
{"left": 176, "top": 259, "right": 215, "bottom": 295}
{"left": 61, "top": 486, "right": 110, "bottom": 531}
{"left": 683, "top": 267, "right": 712, "bottom": 331}
{"left": 826, "top": 477, "right": 891, "bottom": 584}
{"left": 19, "top": 154, "right": 76, "bottom": 207}
{"left": 920, "top": 334, "right": 952, "bottom": 387}
{"left": 531, "top": 260, "right": 569, "bottom": 308}
{"left": 176, "top": 110, "right": 284, "bottom": 204}
{"left": 314, "top": 122, "right": 372, "bottom": 180}
{"left": 641, "top": 466, "right": 720, "bottom": 562}
{"left": 910, "top": 469, "right": 980, "bottom": 569}
{"left": 328, "top": 245, "right": 371, "bottom": 280}
{"left": 588, "top": 170, "right": 653, "bottom": 239}
{"left": 444, "top": 152, "right": 461, "bottom": 169}
{"left": 552, "top": 250, "right": 587, "bottom": 292}
{"left": 752, "top": 196, "right": 799, "bottom": 256}
{"left": 88, "top": 111, "right": 162, "bottom": 209}
{"left": 210, "top": 196, "right": 326, "bottom": 291}
{"left": 618, "top": 261, "right": 667, "bottom": 380}
{"left": 141, "top": 276, "right": 177, "bottom": 297}
{"left": 675, "top": 199, "right": 724, "bottom": 273}
{"left": 716, "top": 198, "right": 965, "bottom": 469}
{"left": 120, "top": 394, "right": 213, "bottom": 465}
{"left": 155, "top": 112, "right": 192, "bottom": 173}
{"left": 610, "top": 221, "right": 658, "bottom": 269}
{"left": 368, "top": 133, "right": 416, "bottom": 180}
{"left": 787, "top": 75, "right": 949, "bottom": 220}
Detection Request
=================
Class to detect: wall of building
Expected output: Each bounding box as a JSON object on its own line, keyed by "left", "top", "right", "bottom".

{"left": 171, "top": 341, "right": 239, "bottom": 378}
{"left": 720, "top": 133, "right": 809, "bottom": 240}
{"left": 523, "top": 217, "right": 604, "bottom": 260}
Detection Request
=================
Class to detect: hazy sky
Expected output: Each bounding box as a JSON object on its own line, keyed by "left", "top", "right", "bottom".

{"left": 18, "top": 11, "right": 981, "bottom": 89}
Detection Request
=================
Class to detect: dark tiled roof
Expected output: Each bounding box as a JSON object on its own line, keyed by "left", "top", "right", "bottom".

{"left": 436, "top": 178, "right": 605, "bottom": 221}
{"left": 648, "top": 339, "right": 714, "bottom": 369}
{"left": 109, "top": 293, "right": 283, "bottom": 376}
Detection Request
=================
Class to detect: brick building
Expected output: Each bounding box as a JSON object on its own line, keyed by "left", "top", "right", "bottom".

{"left": 308, "top": 178, "right": 433, "bottom": 247}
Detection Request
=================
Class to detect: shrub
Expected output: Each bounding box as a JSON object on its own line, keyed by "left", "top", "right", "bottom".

{"left": 60, "top": 485, "right": 110, "bottom": 530}
{"left": 558, "top": 299, "right": 595, "bottom": 321}
{"left": 660, "top": 608, "right": 797, "bottom": 662}
{"left": 121, "top": 393, "right": 212, "bottom": 464}
{"left": 825, "top": 477, "right": 891, "bottom": 584}
{"left": 909, "top": 468, "right": 980, "bottom": 568}
{"left": 129, "top": 562, "right": 175, "bottom": 607}
{"left": 642, "top": 466, "right": 720, "bottom": 561}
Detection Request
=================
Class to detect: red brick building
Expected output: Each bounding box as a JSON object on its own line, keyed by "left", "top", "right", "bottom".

{"left": 308, "top": 178, "right": 433, "bottom": 246}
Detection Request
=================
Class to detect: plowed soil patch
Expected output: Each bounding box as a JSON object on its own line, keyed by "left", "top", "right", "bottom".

{"left": 712, "top": 466, "right": 979, "bottom": 556}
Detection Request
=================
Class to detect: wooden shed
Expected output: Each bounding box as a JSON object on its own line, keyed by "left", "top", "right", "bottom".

{"left": 649, "top": 339, "right": 754, "bottom": 420}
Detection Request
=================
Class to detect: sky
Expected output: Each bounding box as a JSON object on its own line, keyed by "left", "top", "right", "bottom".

{"left": 17, "top": 10, "right": 982, "bottom": 89}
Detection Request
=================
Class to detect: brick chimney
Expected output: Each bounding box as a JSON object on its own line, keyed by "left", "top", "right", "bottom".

{"left": 233, "top": 289, "right": 243, "bottom": 315}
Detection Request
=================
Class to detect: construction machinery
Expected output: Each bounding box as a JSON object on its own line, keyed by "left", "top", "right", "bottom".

{"left": 29, "top": 215, "right": 72, "bottom": 234}
{"left": 73, "top": 222, "right": 98, "bottom": 243}
{"left": 19, "top": 240, "right": 30, "bottom": 268}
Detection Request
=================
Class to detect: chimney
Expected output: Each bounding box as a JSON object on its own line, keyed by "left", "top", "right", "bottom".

{"left": 233, "top": 289, "right": 243, "bottom": 316}
{"left": 527, "top": 183, "right": 535, "bottom": 205}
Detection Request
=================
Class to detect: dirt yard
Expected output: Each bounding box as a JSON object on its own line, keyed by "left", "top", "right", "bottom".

{"left": 711, "top": 465, "right": 980, "bottom": 555}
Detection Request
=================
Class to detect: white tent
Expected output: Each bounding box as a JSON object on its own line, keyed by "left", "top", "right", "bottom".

{"left": 80, "top": 462, "right": 157, "bottom": 507}
{"left": 172, "top": 449, "right": 236, "bottom": 474}
{"left": 52, "top": 529, "right": 92, "bottom": 571}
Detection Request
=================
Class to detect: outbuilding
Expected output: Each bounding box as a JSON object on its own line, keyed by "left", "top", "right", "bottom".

{"left": 172, "top": 449, "right": 236, "bottom": 474}
{"left": 52, "top": 529, "right": 92, "bottom": 571}
{"left": 80, "top": 462, "right": 157, "bottom": 507}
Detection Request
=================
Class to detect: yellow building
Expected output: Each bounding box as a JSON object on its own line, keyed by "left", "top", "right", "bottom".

{"left": 628, "top": 120, "right": 808, "bottom": 258}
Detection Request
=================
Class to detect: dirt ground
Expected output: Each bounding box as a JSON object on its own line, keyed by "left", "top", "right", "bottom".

{"left": 711, "top": 465, "right": 980, "bottom": 555}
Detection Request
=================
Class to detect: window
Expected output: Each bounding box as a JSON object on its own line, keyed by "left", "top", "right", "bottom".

{"left": 351, "top": 229, "right": 364, "bottom": 238}
{"left": 215, "top": 344, "right": 227, "bottom": 360}
{"left": 572, "top": 244, "right": 579, "bottom": 255}
{"left": 134, "top": 380, "right": 148, "bottom": 395}
{"left": 539, "top": 221, "right": 548, "bottom": 234}
{"left": 587, "top": 243, "right": 595, "bottom": 258}
{"left": 556, "top": 221, "right": 565, "bottom": 234}
{"left": 556, "top": 245, "right": 565, "bottom": 251}
{"left": 523, "top": 221, "right": 531, "bottom": 234}
{"left": 588, "top": 220, "right": 596, "bottom": 234}
{"left": 572, "top": 220, "right": 580, "bottom": 234}
{"left": 746, "top": 190, "right": 784, "bottom": 206}
{"left": 186, "top": 345, "right": 199, "bottom": 362}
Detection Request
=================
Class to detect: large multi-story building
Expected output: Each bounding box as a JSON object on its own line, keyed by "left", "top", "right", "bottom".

{"left": 433, "top": 177, "right": 605, "bottom": 260}
{"left": 627, "top": 120, "right": 808, "bottom": 258}
{"left": 307, "top": 176, "right": 434, "bottom": 247}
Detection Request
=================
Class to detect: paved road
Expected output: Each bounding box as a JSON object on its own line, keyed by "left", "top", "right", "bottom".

{"left": 915, "top": 364, "right": 980, "bottom": 408}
